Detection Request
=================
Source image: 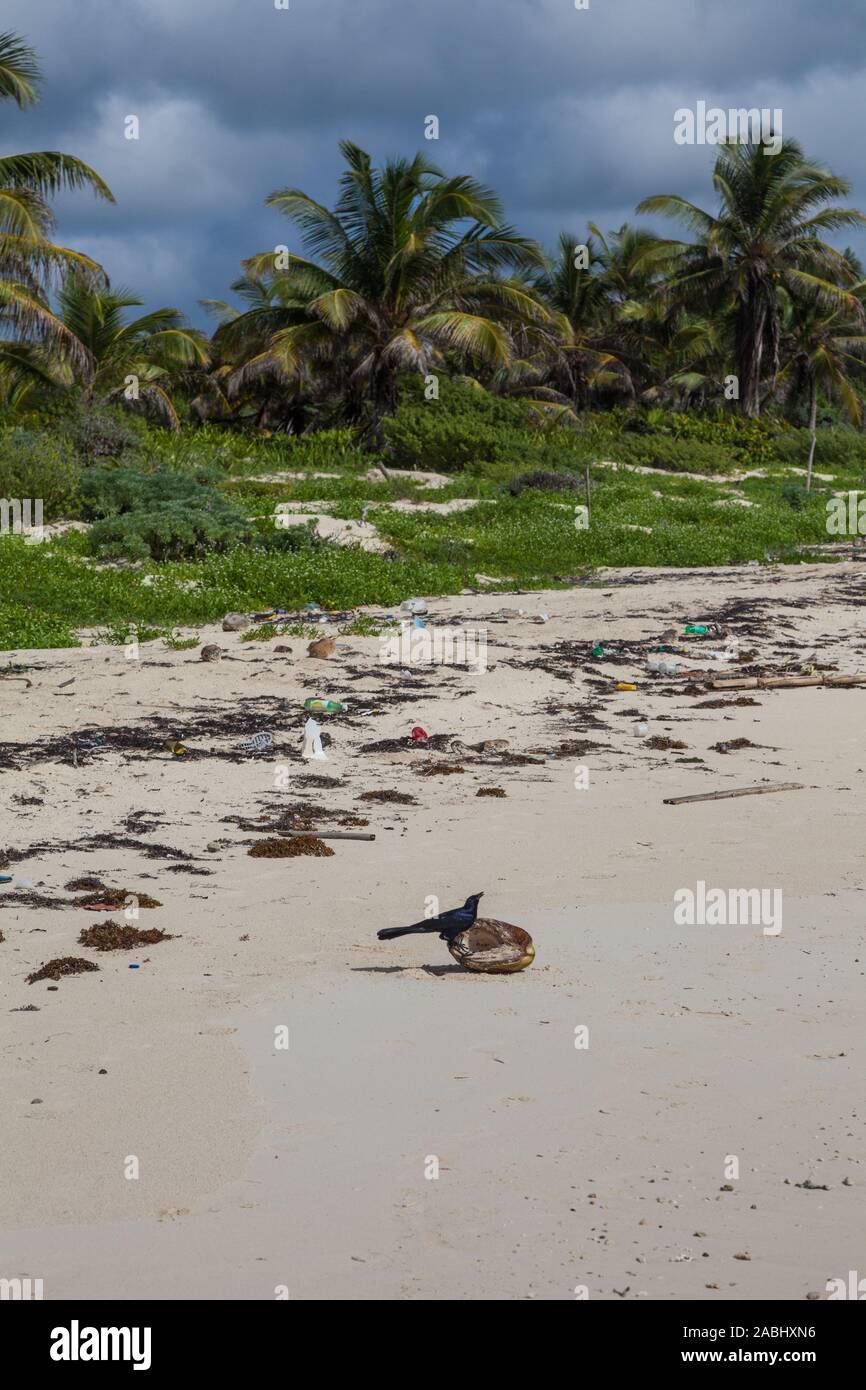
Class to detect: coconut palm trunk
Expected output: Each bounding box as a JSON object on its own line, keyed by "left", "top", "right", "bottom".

{"left": 806, "top": 375, "right": 818, "bottom": 490}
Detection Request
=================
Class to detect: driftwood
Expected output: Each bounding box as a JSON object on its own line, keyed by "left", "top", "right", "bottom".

{"left": 707, "top": 673, "right": 866, "bottom": 691}
{"left": 279, "top": 829, "right": 375, "bottom": 841}
{"left": 664, "top": 783, "right": 804, "bottom": 806}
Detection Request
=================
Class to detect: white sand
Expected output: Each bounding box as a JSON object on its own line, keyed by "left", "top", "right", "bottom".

{"left": 1, "top": 563, "right": 864, "bottom": 1300}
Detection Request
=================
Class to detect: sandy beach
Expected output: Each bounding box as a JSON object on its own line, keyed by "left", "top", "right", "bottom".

{"left": 2, "top": 563, "right": 864, "bottom": 1301}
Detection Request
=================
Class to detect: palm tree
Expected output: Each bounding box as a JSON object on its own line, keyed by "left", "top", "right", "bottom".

{"left": 50, "top": 274, "right": 208, "bottom": 426}
{"left": 777, "top": 291, "right": 866, "bottom": 488}
{"left": 637, "top": 139, "right": 866, "bottom": 416}
{"left": 0, "top": 31, "right": 114, "bottom": 372}
{"left": 528, "top": 231, "right": 622, "bottom": 411}
{"left": 224, "top": 141, "right": 548, "bottom": 439}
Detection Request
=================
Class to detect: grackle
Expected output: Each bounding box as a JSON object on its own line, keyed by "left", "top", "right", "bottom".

{"left": 377, "top": 892, "right": 484, "bottom": 941}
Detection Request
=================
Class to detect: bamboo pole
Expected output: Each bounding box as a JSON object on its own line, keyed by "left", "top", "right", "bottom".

{"left": 664, "top": 783, "right": 804, "bottom": 806}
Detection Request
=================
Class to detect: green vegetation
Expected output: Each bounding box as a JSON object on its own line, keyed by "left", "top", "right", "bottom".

{"left": 2, "top": 30, "right": 866, "bottom": 650}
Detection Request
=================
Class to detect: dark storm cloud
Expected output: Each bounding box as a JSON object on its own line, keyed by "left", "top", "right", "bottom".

{"left": 4, "top": 0, "right": 866, "bottom": 321}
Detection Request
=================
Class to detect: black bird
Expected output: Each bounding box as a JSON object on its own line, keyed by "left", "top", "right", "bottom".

{"left": 377, "top": 892, "right": 484, "bottom": 942}
{"left": 377, "top": 891, "right": 535, "bottom": 973}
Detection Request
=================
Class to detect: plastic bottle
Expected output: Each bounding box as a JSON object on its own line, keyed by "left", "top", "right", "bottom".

{"left": 303, "top": 698, "right": 345, "bottom": 714}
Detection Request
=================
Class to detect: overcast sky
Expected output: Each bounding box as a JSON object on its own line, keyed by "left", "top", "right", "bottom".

{"left": 5, "top": 0, "right": 866, "bottom": 324}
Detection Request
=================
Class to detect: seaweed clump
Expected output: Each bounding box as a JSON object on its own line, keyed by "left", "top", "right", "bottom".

{"left": 248, "top": 836, "right": 334, "bottom": 858}
{"left": 358, "top": 790, "right": 417, "bottom": 805}
{"left": 77, "top": 888, "right": 162, "bottom": 909}
{"left": 27, "top": 956, "right": 100, "bottom": 984}
{"left": 78, "top": 920, "right": 175, "bottom": 951}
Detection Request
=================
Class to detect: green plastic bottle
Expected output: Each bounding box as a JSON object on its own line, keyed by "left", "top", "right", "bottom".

{"left": 303, "top": 698, "right": 345, "bottom": 714}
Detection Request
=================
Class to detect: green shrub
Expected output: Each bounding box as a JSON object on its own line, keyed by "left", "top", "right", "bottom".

{"left": 602, "top": 434, "right": 742, "bottom": 475}
{"left": 781, "top": 478, "right": 812, "bottom": 511}
{"left": 773, "top": 428, "right": 866, "bottom": 476}
{"left": 383, "top": 376, "right": 536, "bottom": 471}
{"left": 80, "top": 467, "right": 252, "bottom": 561}
{"left": 506, "top": 470, "right": 585, "bottom": 496}
{"left": 0, "top": 597, "right": 79, "bottom": 649}
{"left": 0, "top": 427, "right": 81, "bottom": 515}
{"left": 58, "top": 403, "right": 148, "bottom": 466}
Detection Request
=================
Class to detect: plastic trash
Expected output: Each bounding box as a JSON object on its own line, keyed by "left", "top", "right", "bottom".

{"left": 615, "top": 681, "right": 638, "bottom": 691}
{"left": 303, "top": 717, "right": 328, "bottom": 761}
{"left": 302, "top": 698, "right": 344, "bottom": 714}
{"left": 648, "top": 656, "right": 689, "bottom": 677}
{"left": 684, "top": 623, "right": 709, "bottom": 635}
{"left": 411, "top": 726, "right": 429, "bottom": 742}
{"left": 0, "top": 874, "right": 12, "bottom": 884}
{"left": 239, "top": 731, "right": 273, "bottom": 752}
{"left": 633, "top": 721, "right": 649, "bottom": 736}
{"left": 400, "top": 598, "right": 428, "bottom": 615}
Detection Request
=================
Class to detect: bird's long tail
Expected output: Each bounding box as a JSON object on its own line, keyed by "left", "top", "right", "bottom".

{"left": 377, "top": 920, "right": 439, "bottom": 940}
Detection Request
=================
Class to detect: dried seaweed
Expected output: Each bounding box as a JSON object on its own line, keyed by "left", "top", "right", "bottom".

{"left": 77, "top": 889, "right": 162, "bottom": 909}
{"left": 27, "top": 956, "right": 100, "bottom": 984}
{"left": 248, "top": 836, "right": 334, "bottom": 858}
{"left": 476, "top": 788, "right": 506, "bottom": 798}
{"left": 694, "top": 697, "right": 762, "bottom": 709}
{"left": 357, "top": 790, "right": 417, "bottom": 805}
{"left": 711, "top": 738, "right": 757, "bottom": 753}
{"left": 78, "top": 920, "right": 175, "bottom": 951}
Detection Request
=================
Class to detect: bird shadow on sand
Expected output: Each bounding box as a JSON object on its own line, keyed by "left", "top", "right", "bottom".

{"left": 352, "top": 964, "right": 467, "bottom": 977}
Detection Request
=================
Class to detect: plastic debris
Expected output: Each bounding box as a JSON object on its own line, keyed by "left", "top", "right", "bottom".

{"left": 238, "top": 731, "right": 273, "bottom": 753}
{"left": 303, "top": 698, "right": 345, "bottom": 713}
{"left": 303, "top": 717, "right": 327, "bottom": 761}
{"left": 411, "top": 726, "right": 429, "bottom": 743}
{"left": 400, "top": 598, "right": 428, "bottom": 615}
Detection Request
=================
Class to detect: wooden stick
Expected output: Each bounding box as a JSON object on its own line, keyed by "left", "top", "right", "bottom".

{"left": 708, "top": 673, "right": 866, "bottom": 691}
{"left": 664, "top": 783, "right": 804, "bottom": 806}
{"left": 278, "top": 829, "right": 376, "bottom": 841}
